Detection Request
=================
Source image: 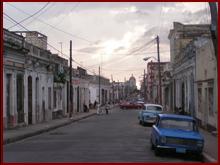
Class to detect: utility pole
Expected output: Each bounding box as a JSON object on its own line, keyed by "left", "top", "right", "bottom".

{"left": 156, "top": 35, "right": 162, "bottom": 105}
{"left": 144, "top": 69, "right": 146, "bottom": 102}
{"left": 69, "top": 40, "right": 73, "bottom": 118}
{"left": 111, "top": 75, "right": 114, "bottom": 103}
{"left": 209, "top": 2, "right": 218, "bottom": 60}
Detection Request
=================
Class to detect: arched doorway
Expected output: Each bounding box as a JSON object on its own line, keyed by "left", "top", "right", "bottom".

{"left": 28, "top": 76, "right": 32, "bottom": 124}
{"left": 42, "top": 87, "right": 46, "bottom": 121}
{"left": 17, "top": 74, "right": 24, "bottom": 123}
{"left": 35, "top": 77, "right": 39, "bottom": 123}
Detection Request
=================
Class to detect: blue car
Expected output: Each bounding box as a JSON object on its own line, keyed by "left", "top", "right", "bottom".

{"left": 150, "top": 114, "right": 204, "bottom": 157}
{"left": 138, "top": 104, "right": 163, "bottom": 125}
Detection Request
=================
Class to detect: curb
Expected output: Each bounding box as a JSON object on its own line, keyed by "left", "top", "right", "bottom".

{"left": 203, "top": 152, "right": 217, "bottom": 162}
{"left": 4, "top": 113, "right": 96, "bottom": 145}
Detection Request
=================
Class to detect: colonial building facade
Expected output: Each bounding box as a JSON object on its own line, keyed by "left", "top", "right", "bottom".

{"left": 146, "top": 61, "right": 169, "bottom": 104}
{"left": 3, "top": 29, "right": 55, "bottom": 128}
{"left": 194, "top": 37, "right": 217, "bottom": 131}
{"left": 168, "top": 22, "right": 217, "bottom": 131}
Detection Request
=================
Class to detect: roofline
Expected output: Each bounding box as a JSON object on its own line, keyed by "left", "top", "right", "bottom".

{"left": 13, "top": 31, "right": 47, "bottom": 38}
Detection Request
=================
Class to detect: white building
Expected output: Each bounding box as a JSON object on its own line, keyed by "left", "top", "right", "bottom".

{"left": 168, "top": 22, "right": 210, "bottom": 115}
{"left": 88, "top": 75, "right": 111, "bottom": 106}
{"left": 194, "top": 37, "right": 217, "bottom": 131}
{"left": 3, "top": 29, "right": 54, "bottom": 128}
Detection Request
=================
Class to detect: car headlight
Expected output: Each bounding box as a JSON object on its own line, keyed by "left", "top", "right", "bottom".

{"left": 160, "top": 136, "right": 166, "bottom": 144}
{"left": 197, "top": 140, "right": 203, "bottom": 147}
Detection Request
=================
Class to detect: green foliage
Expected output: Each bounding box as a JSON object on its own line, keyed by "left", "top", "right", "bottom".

{"left": 54, "top": 72, "right": 66, "bottom": 84}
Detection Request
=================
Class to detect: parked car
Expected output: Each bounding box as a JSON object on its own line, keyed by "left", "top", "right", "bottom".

{"left": 120, "top": 101, "right": 144, "bottom": 109}
{"left": 150, "top": 114, "right": 204, "bottom": 158}
{"left": 138, "top": 104, "right": 163, "bottom": 125}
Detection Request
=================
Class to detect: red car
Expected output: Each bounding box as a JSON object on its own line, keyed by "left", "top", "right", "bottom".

{"left": 119, "top": 101, "right": 144, "bottom": 109}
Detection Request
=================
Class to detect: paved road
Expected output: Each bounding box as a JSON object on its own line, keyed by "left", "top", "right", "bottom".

{"left": 4, "top": 108, "right": 202, "bottom": 162}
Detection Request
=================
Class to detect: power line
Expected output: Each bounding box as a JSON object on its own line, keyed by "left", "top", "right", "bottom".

{"left": 3, "top": 15, "right": 16, "bottom": 25}
{"left": 29, "top": 3, "right": 55, "bottom": 20}
{"left": 127, "top": 38, "right": 155, "bottom": 55}
{"left": 4, "top": 13, "right": 95, "bottom": 74}
{"left": 43, "top": 2, "right": 81, "bottom": 33}
{"left": 6, "top": 3, "right": 94, "bottom": 44}
{"left": 8, "top": 2, "right": 50, "bottom": 29}
{"left": 18, "top": 3, "right": 56, "bottom": 31}
{"left": 86, "top": 38, "right": 156, "bottom": 69}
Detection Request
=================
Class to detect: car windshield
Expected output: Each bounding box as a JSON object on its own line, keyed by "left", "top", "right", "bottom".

{"left": 144, "top": 106, "right": 162, "bottom": 111}
{"left": 159, "top": 119, "right": 196, "bottom": 131}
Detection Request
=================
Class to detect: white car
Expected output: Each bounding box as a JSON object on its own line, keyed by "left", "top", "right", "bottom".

{"left": 138, "top": 104, "right": 163, "bottom": 125}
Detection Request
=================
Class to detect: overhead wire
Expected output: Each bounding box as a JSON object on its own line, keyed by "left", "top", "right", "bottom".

{"left": 8, "top": 2, "right": 50, "bottom": 29}
{"left": 4, "top": 12, "right": 96, "bottom": 75}
{"left": 45, "top": 2, "right": 81, "bottom": 32}
{"left": 86, "top": 38, "right": 156, "bottom": 69}
{"left": 18, "top": 2, "right": 56, "bottom": 30}
{"left": 6, "top": 2, "right": 94, "bottom": 44}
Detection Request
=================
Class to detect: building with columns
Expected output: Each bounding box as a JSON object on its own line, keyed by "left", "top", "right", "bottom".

{"left": 194, "top": 37, "right": 217, "bottom": 131}
{"left": 168, "top": 22, "right": 217, "bottom": 131}
{"left": 3, "top": 29, "right": 55, "bottom": 128}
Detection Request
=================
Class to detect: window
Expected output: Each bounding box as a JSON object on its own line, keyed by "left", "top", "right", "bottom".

{"left": 145, "top": 106, "right": 162, "bottom": 112}
{"left": 33, "top": 47, "right": 39, "bottom": 55}
{"left": 53, "top": 90, "right": 57, "bottom": 108}
{"left": 198, "top": 88, "right": 202, "bottom": 112}
{"left": 159, "top": 119, "right": 195, "bottom": 131}
{"left": 48, "top": 87, "right": 51, "bottom": 110}
{"left": 208, "top": 87, "right": 214, "bottom": 116}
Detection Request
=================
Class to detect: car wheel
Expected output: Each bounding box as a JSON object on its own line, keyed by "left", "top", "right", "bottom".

{"left": 154, "top": 142, "right": 161, "bottom": 156}
{"left": 195, "top": 153, "right": 203, "bottom": 161}
{"left": 139, "top": 120, "right": 142, "bottom": 125}
{"left": 154, "top": 147, "right": 161, "bottom": 156}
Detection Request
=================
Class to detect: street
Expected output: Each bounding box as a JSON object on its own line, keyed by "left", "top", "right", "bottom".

{"left": 4, "top": 107, "right": 203, "bottom": 163}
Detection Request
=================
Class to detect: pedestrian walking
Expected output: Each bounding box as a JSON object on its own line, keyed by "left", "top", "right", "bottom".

{"left": 94, "top": 100, "right": 97, "bottom": 109}
{"left": 97, "top": 103, "right": 102, "bottom": 115}
{"left": 105, "top": 102, "right": 110, "bottom": 115}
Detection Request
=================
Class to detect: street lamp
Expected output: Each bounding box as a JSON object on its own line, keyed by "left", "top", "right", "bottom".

{"left": 143, "top": 56, "right": 157, "bottom": 61}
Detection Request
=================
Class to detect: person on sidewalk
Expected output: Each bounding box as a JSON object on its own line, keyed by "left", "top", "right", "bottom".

{"left": 83, "top": 103, "right": 89, "bottom": 112}
{"left": 105, "top": 102, "right": 110, "bottom": 115}
{"left": 97, "top": 103, "right": 102, "bottom": 115}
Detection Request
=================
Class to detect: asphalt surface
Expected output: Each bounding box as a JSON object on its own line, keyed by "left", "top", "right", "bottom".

{"left": 4, "top": 108, "right": 203, "bottom": 163}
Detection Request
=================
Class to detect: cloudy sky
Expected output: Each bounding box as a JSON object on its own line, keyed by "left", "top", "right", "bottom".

{"left": 3, "top": 2, "right": 211, "bottom": 88}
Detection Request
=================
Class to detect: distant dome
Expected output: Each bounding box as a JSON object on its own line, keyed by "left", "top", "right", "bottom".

{"left": 129, "top": 74, "right": 136, "bottom": 81}
{"left": 129, "top": 74, "right": 136, "bottom": 87}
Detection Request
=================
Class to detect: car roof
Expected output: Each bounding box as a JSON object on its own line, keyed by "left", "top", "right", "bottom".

{"left": 158, "top": 114, "right": 195, "bottom": 121}
{"left": 144, "top": 104, "right": 163, "bottom": 108}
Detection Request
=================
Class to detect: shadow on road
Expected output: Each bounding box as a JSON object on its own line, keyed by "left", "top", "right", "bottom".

{"left": 153, "top": 151, "right": 204, "bottom": 162}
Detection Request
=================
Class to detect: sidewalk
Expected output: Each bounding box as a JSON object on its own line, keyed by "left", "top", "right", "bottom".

{"left": 199, "top": 128, "right": 218, "bottom": 162}
{"left": 3, "top": 109, "right": 97, "bottom": 145}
